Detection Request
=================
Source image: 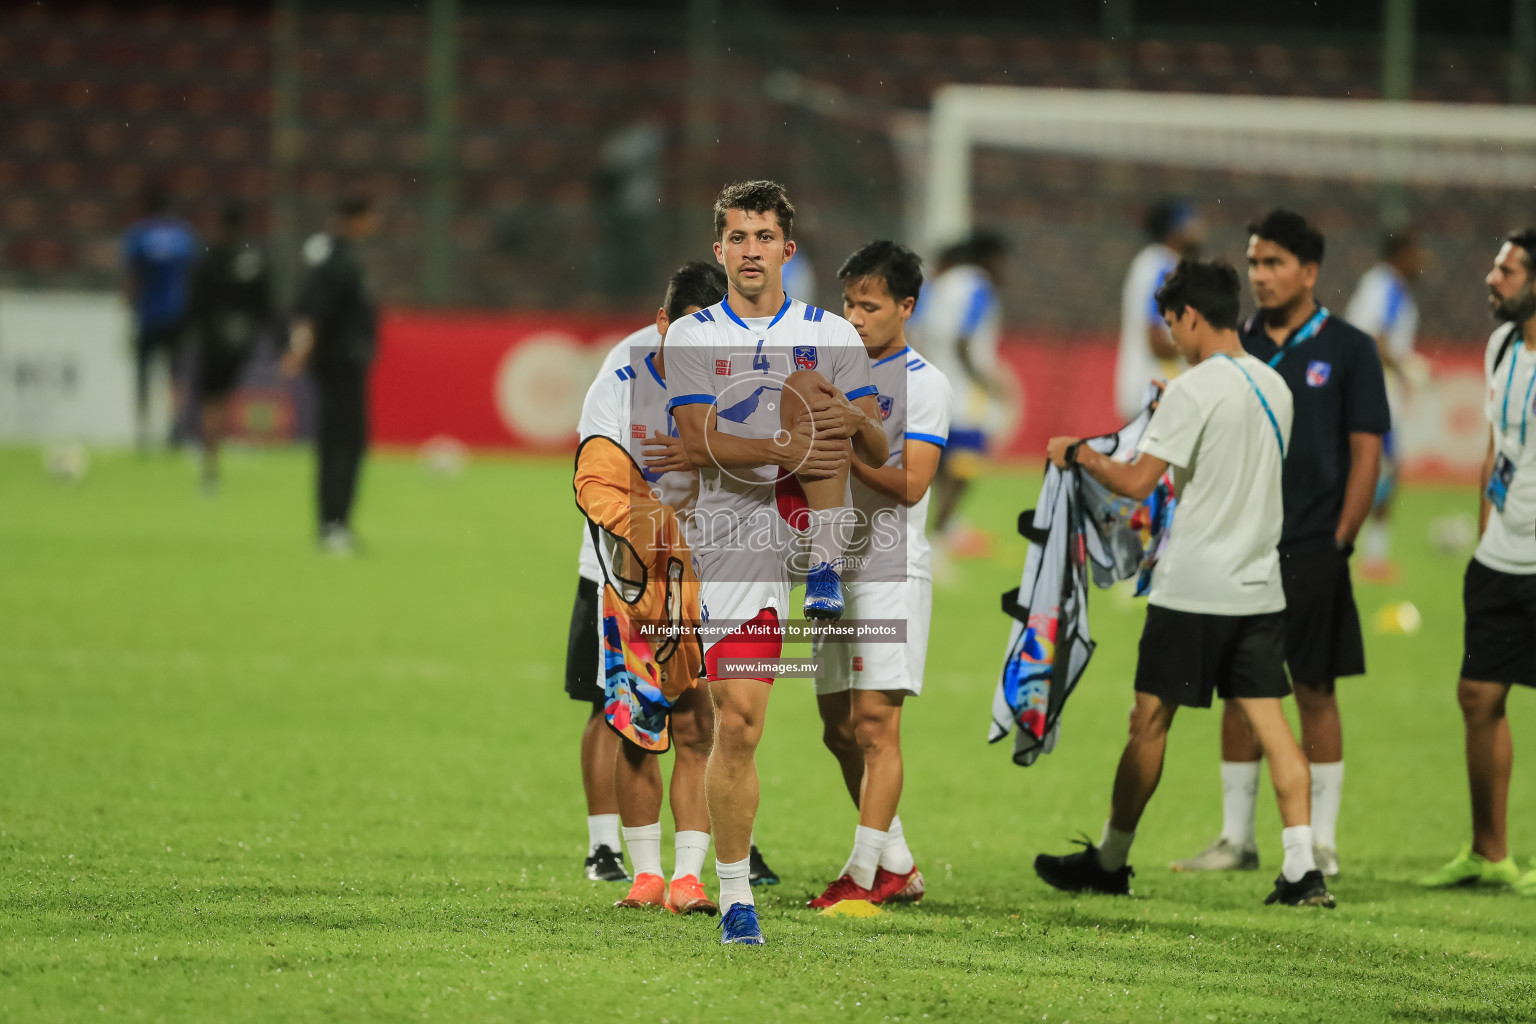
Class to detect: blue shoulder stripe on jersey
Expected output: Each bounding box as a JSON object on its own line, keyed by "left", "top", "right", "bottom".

{"left": 907, "top": 359, "right": 926, "bottom": 371}
{"left": 906, "top": 431, "right": 948, "bottom": 447}
{"left": 815, "top": 307, "right": 826, "bottom": 322}
{"left": 1382, "top": 278, "right": 1405, "bottom": 329}
{"left": 614, "top": 366, "right": 636, "bottom": 381}
{"left": 872, "top": 346, "right": 909, "bottom": 367}
{"left": 845, "top": 384, "right": 878, "bottom": 402}
{"left": 666, "top": 393, "right": 716, "bottom": 410}
{"left": 801, "top": 305, "right": 827, "bottom": 323}
{"left": 644, "top": 352, "right": 666, "bottom": 390}
{"left": 692, "top": 308, "right": 715, "bottom": 323}
{"left": 960, "top": 282, "right": 995, "bottom": 337}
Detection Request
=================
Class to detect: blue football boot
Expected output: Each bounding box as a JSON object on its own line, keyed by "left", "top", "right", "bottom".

{"left": 719, "top": 902, "right": 766, "bottom": 945}
{"left": 802, "top": 561, "right": 844, "bottom": 621}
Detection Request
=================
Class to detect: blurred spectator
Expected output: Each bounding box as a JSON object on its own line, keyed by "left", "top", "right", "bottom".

{"left": 185, "top": 200, "right": 274, "bottom": 495}
{"left": 909, "top": 229, "right": 1008, "bottom": 559}
{"left": 1345, "top": 229, "right": 1425, "bottom": 581}
{"left": 122, "top": 182, "right": 198, "bottom": 449}
{"left": 1116, "top": 199, "right": 1204, "bottom": 421}
{"left": 281, "top": 188, "right": 380, "bottom": 556}
{"left": 594, "top": 118, "right": 665, "bottom": 307}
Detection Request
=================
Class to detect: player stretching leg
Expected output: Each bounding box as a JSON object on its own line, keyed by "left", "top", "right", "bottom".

{"left": 808, "top": 242, "right": 950, "bottom": 908}
{"left": 576, "top": 261, "right": 729, "bottom": 913}
{"left": 667, "top": 181, "right": 885, "bottom": 944}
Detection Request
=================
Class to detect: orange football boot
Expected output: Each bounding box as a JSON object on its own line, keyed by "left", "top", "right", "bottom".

{"left": 665, "top": 874, "right": 719, "bottom": 916}
{"left": 807, "top": 874, "right": 878, "bottom": 909}
{"left": 614, "top": 872, "right": 666, "bottom": 908}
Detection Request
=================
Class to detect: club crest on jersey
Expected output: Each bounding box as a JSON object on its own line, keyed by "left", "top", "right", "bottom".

{"left": 793, "top": 346, "right": 818, "bottom": 371}
{"left": 878, "top": 395, "right": 893, "bottom": 420}
{"left": 1306, "top": 361, "right": 1331, "bottom": 387}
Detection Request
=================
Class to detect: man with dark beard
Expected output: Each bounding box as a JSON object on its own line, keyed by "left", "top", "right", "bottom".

{"left": 1420, "top": 229, "right": 1536, "bottom": 896}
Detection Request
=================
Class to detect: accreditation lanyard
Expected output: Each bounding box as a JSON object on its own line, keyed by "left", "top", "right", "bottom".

{"left": 1499, "top": 329, "right": 1536, "bottom": 450}
{"left": 1266, "top": 306, "right": 1330, "bottom": 368}
{"left": 1214, "top": 353, "right": 1286, "bottom": 459}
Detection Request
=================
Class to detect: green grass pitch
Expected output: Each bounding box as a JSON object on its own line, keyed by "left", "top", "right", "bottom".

{"left": 2, "top": 446, "right": 1534, "bottom": 1022}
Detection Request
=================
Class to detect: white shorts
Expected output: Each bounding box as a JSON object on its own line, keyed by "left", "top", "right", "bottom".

{"left": 813, "top": 579, "right": 931, "bottom": 697}
{"left": 700, "top": 576, "right": 789, "bottom": 648}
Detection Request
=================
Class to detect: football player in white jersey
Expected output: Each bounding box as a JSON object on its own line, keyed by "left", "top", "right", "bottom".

{"left": 1116, "top": 200, "right": 1205, "bottom": 423}
{"left": 807, "top": 241, "right": 951, "bottom": 909}
{"left": 577, "top": 259, "right": 730, "bottom": 916}
{"left": 908, "top": 231, "right": 1006, "bottom": 558}
{"left": 565, "top": 264, "right": 725, "bottom": 884}
{"left": 666, "top": 180, "right": 886, "bottom": 944}
{"left": 1344, "top": 230, "right": 1425, "bottom": 582}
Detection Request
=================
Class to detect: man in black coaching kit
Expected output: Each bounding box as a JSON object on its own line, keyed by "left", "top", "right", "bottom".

{"left": 1172, "top": 210, "right": 1389, "bottom": 879}
{"left": 282, "top": 188, "right": 381, "bottom": 556}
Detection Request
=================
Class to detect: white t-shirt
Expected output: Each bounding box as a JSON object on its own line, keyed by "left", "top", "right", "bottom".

{"left": 847, "top": 345, "right": 952, "bottom": 582}
{"left": 1138, "top": 351, "right": 1294, "bottom": 615}
{"left": 908, "top": 264, "right": 1000, "bottom": 429}
{"left": 1475, "top": 323, "right": 1536, "bottom": 575}
{"left": 1116, "top": 242, "right": 1184, "bottom": 422}
{"left": 1345, "top": 263, "right": 1418, "bottom": 364}
{"left": 576, "top": 326, "right": 660, "bottom": 581}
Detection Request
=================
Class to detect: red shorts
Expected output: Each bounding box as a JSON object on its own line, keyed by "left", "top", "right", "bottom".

{"left": 704, "top": 607, "right": 783, "bottom": 683}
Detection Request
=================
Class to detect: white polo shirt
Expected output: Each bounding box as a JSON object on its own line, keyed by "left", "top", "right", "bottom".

{"left": 1475, "top": 323, "right": 1536, "bottom": 575}
{"left": 1138, "top": 350, "right": 1294, "bottom": 615}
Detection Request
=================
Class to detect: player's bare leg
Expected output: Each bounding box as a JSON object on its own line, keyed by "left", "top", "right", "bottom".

{"left": 812, "top": 690, "right": 918, "bottom": 906}
{"left": 1172, "top": 700, "right": 1265, "bottom": 873}
{"left": 706, "top": 676, "right": 771, "bottom": 917}
{"left": 580, "top": 710, "right": 624, "bottom": 881}
{"left": 1458, "top": 679, "right": 1513, "bottom": 863}
{"left": 665, "top": 686, "right": 717, "bottom": 914}
{"left": 1234, "top": 697, "right": 1333, "bottom": 905}
{"left": 613, "top": 740, "right": 666, "bottom": 905}
{"left": 781, "top": 369, "right": 854, "bottom": 619}
{"left": 1034, "top": 693, "right": 1172, "bottom": 896}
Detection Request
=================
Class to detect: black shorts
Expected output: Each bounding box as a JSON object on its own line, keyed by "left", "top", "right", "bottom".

{"left": 1135, "top": 606, "right": 1291, "bottom": 709}
{"left": 1279, "top": 545, "right": 1366, "bottom": 693}
{"left": 1462, "top": 558, "right": 1536, "bottom": 688}
{"left": 564, "top": 576, "right": 603, "bottom": 708}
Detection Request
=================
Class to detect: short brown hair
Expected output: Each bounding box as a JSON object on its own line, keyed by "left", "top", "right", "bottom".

{"left": 713, "top": 180, "right": 794, "bottom": 240}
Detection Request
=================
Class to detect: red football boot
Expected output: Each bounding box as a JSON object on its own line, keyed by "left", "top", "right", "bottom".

{"left": 872, "top": 866, "right": 925, "bottom": 904}
{"left": 806, "top": 874, "right": 878, "bottom": 909}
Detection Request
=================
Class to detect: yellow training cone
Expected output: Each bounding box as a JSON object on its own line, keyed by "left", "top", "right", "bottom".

{"left": 817, "top": 899, "right": 883, "bottom": 917}
{"left": 1373, "top": 601, "right": 1422, "bottom": 636}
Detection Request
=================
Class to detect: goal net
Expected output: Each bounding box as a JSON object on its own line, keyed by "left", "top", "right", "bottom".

{"left": 912, "top": 85, "right": 1536, "bottom": 476}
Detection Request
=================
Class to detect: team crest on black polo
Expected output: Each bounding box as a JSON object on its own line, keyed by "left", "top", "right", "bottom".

{"left": 878, "top": 395, "right": 894, "bottom": 420}
{"left": 1306, "top": 361, "right": 1331, "bottom": 387}
{"left": 793, "top": 346, "right": 818, "bottom": 371}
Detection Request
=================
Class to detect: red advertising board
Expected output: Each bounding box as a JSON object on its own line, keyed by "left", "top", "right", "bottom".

{"left": 370, "top": 309, "right": 1487, "bottom": 479}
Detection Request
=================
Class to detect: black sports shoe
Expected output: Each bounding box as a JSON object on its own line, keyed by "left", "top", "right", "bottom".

{"left": 584, "top": 844, "right": 630, "bottom": 882}
{"left": 1034, "top": 839, "right": 1134, "bottom": 895}
{"left": 748, "top": 845, "right": 779, "bottom": 886}
{"left": 1264, "top": 870, "right": 1336, "bottom": 908}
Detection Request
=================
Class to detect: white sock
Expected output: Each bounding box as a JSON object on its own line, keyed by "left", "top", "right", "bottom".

{"left": 1310, "top": 762, "right": 1344, "bottom": 850}
{"left": 622, "top": 823, "right": 663, "bottom": 879}
{"left": 1220, "top": 761, "right": 1261, "bottom": 847}
{"left": 878, "top": 815, "right": 915, "bottom": 874}
{"left": 1097, "top": 821, "right": 1136, "bottom": 872}
{"left": 1363, "top": 521, "right": 1389, "bottom": 562}
{"left": 808, "top": 507, "right": 857, "bottom": 570}
{"left": 672, "top": 830, "right": 710, "bottom": 882}
{"left": 716, "top": 855, "right": 753, "bottom": 909}
{"left": 1281, "top": 824, "right": 1318, "bottom": 882}
{"left": 841, "top": 825, "right": 887, "bottom": 889}
{"left": 587, "top": 813, "right": 620, "bottom": 855}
